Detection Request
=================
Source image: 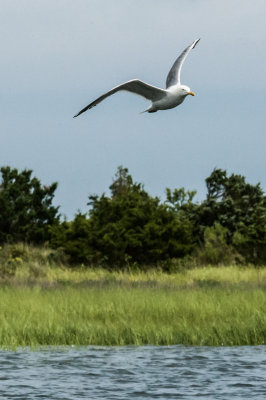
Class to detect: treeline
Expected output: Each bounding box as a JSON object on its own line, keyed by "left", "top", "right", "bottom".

{"left": 1, "top": 165, "right": 266, "bottom": 268}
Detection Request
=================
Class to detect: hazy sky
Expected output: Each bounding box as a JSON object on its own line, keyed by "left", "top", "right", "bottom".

{"left": 1, "top": 0, "right": 266, "bottom": 218}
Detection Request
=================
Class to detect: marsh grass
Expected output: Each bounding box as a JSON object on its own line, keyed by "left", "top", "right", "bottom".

{"left": 3, "top": 260, "right": 266, "bottom": 291}
{"left": 1, "top": 286, "right": 266, "bottom": 347}
{"left": 1, "top": 244, "right": 266, "bottom": 347}
{"left": 1, "top": 243, "right": 266, "bottom": 290}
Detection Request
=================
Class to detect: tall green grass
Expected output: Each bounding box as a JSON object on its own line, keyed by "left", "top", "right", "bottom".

{"left": 1, "top": 243, "right": 266, "bottom": 347}
{"left": 1, "top": 286, "right": 266, "bottom": 347}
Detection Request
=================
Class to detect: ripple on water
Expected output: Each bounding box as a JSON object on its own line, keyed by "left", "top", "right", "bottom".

{"left": 0, "top": 346, "right": 266, "bottom": 399}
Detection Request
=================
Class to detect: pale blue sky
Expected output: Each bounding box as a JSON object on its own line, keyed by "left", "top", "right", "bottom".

{"left": 1, "top": 0, "right": 266, "bottom": 217}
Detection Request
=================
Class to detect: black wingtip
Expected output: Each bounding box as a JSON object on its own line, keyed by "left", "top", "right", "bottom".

{"left": 73, "top": 111, "right": 82, "bottom": 118}
{"left": 192, "top": 38, "right": 200, "bottom": 49}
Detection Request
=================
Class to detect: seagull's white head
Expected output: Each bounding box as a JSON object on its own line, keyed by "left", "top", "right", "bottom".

{"left": 180, "top": 85, "right": 195, "bottom": 97}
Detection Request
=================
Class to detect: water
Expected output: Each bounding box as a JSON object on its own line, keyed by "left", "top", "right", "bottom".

{"left": 0, "top": 346, "right": 265, "bottom": 399}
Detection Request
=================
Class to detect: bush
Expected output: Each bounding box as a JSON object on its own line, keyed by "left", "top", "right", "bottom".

{"left": 195, "top": 223, "right": 239, "bottom": 265}
{"left": 0, "top": 243, "right": 68, "bottom": 278}
{"left": 50, "top": 167, "right": 196, "bottom": 267}
{"left": 0, "top": 166, "right": 60, "bottom": 244}
{"left": 195, "top": 168, "right": 266, "bottom": 264}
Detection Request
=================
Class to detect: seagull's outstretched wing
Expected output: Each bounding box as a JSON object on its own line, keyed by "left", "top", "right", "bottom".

{"left": 166, "top": 38, "right": 200, "bottom": 89}
{"left": 73, "top": 79, "right": 166, "bottom": 117}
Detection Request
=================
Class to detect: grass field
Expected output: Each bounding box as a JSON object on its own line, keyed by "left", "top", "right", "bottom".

{"left": 1, "top": 285, "right": 266, "bottom": 347}
{"left": 1, "top": 244, "right": 266, "bottom": 347}
{"left": 1, "top": 264, "right": 266, "bottom": 346}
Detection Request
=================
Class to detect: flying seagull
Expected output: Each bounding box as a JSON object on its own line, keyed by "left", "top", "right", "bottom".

{"left": 74, "top": 38, "right": 200, "bottom": 117}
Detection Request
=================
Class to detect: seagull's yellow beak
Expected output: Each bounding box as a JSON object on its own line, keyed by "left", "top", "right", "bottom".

{"left": 188, "top": 91, "right": 195, "bottom": 96}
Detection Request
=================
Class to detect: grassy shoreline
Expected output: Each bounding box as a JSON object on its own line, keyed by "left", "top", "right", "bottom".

{"left": 1, "top": 285, "right": 266, "bottom": 347}
{"left": 1, "top": 262, "right": 266, "bottom": 347}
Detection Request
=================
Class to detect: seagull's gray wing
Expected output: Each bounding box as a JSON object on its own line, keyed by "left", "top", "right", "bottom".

{"left": 166, "top": 38, "right": 200, "bottom": 89}
{"left": 73, "top": 79, "right": 166, "bottom": 117}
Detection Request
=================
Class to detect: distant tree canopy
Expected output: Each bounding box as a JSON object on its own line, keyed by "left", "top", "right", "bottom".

{"left": 51, "top": 167, "right": 195, "bottom": 266}
{"left": 0, "top": 166, "right": 59, "bottom": 243}
{"left": 2, "top": 164, "right": 266, "bottom": 267}
{"left": 194, "top": 169, "right": 266, "bottom": 263}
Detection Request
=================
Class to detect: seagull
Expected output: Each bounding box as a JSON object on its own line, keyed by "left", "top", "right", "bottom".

{"left": 73, "top": 38, "right": 200, "bottom": 117}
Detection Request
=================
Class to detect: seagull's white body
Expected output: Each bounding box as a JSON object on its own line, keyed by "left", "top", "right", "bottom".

{"left": 74, "top": 38, "right": 200, "bottom": 117}
{"left": 148, "top": 85, "right": 190, "bottom": 112}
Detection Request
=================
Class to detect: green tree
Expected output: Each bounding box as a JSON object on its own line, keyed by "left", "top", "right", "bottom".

{"left": 87, "top": 167, "right": 196, "bottom": 266}
{"left": 50, "top": 213, "right": 94, "bottom": 264}
{"left": 51, "top": 167, "right": 196, "bottom": 267}
{"left": 109, "top": 165, "right": 134, "bottom": 197}
{"left": 196, "top": 168, "right": 266, "bottom": 263}
{"left": 196, "top": 223, "right": 237, "bottom": 265}
{"left": 0, "top": 166, "right": 59, "bottom": 243}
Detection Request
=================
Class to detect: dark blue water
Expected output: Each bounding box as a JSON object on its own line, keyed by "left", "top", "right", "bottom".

{"left": 0, "top": 346, "right": 265, "bottom": 399}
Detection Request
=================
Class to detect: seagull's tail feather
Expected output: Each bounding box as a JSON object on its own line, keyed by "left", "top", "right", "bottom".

{"left": 140, "top": 106, "right": 157, "bottom": 114}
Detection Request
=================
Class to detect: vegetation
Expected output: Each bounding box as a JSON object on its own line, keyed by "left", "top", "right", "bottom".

{"left": 50, "top": 165, "right": 266, "bottom": 267}
{"left": 194, "top": 168, "right": 266, "bottom": 264}
{"left": 1, "top": 242, "right": 266, "bottom": 288}
{"left": 0, "top": 166, "right": 59, "bottom": 244}
{"left": 1, "top": 282, "right": 266, "bottom": 347}
{"left": 1, "top": 164, "right": 266, "bottom": 268}
{"left": 1, "top": 166, "right": 266, "bottom": 347}
{"left": 51, "top": 167, "right": 195, "bottom": 267}
{"left": 0, "top": 244, "right": 265, "bottom": 347}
